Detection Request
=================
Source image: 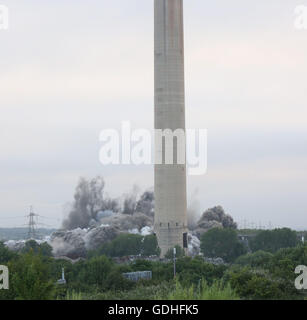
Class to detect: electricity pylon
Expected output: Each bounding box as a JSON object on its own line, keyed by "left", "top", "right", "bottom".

{"left": 27, "top": 206, "right": 39, "bottom": 240}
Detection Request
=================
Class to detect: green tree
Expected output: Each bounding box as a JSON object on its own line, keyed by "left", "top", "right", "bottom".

{"left": 21, "top": 240, "right": 53, "bottom": 257}
{"left": 165, "top": 245, "right": 185, "bottom": 259}
{"left": 227, "top": 267, "right": 300, "bottom": 300}
{"left": 131, "top": 259, "right": 153, "bottom": 271}
{"left": 75, "top": 255, "right": 113, "bottom": 290}
{"left": 250, "top": 228, "right": 299, "bottom": 253}
{"left": 175, "top": 256, "right": 227, "bottom": 287}
{"left": 89, "top": 234, "right": 161, "bottom": 258}
{"left": 96, "top": 234, "right": 143, "bottom": 257}
{"left": 268, "top": 244, "right": 307, "bottom": 279}
{"left": 104, "top": 270, "right": 135, "bottom": 291}
{"left": 9, "top": 250, "right": 55, "bottom": 300}
{"left": 0, "top": 241, "right": 17, "bottom": 264}
{"left": 234, "top": 250, "right": 273, "bottom": 268}
{"left": 200, "top": 228, "right": 247, "bottom": 262}
{"left": 141, "top": 235, "right": 161, "bottom": 256}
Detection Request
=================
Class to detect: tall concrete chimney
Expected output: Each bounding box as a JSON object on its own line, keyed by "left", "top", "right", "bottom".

{"left": 154, "top": 0, "right": 188, "bottom": 257}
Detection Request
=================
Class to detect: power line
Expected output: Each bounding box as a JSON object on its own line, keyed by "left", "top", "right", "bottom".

{"left": 26, "top": 206, "right": 39, "bottom": 240}
{"left": 0, "top": 216, "right": 26, "bottom": 220}
{"left": 0, "top": 209, "right": 60, "bottom": 229}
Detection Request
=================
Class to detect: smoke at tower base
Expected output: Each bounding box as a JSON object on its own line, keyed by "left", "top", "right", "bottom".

{"left": 4, "top": 177, "right": 237, "bottom": 260}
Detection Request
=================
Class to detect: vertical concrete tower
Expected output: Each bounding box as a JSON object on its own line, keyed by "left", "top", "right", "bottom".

{"left": 154, "top": 0, "right": 188, "bottom": 257}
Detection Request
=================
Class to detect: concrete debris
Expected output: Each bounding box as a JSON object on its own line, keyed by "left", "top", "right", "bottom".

{"left": 188, "top": 233, "right": 201, "bottom": 256}
{"left": 49, "top": 225, "right": 120, "bottom": 259}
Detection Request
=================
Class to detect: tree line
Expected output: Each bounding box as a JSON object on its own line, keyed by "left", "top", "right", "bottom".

{"left": 0, "top": 227, "right": 305, "bottom": 300}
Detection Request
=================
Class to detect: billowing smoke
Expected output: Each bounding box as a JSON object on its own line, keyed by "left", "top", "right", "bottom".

{"left": 199, "top": 206, "right": 237, "bottom": 229}
{"left": 97, "top": 212, "right": 153, "bottom": 231}
{"left": 193, "top": 206, "right": 237, "bottom": 238}
{"left": 135, "top": 190, "right": 154, "bottom": 218}
{"left": 129, "top": 226, "right": 153, "bottom": 236}
{"left": 188, "top": 206, "right": 238, "bottom": 255}
{"left": 52, "top": 177, "right": 156, "bottom": 258}
{"left": 4, "top": 178, "right": 238, "bottom": 259}
{"left": 62, "top": 176, "right": 120, "bottom": 230}
{"left": 4, "top": 237, "right": 51, "bottom": 253}
{"left": 188, "top": 233, "right": 201, "bottom": 256}
{"left": 122, "top": 187, "right": 154, "bottom": 217}
{"left": 187, "top": 189, "right": 201, "bottom": 230}
{"left": 50, "top": 226, "right": 120, "bottom": 259}
{"left": 3, "top": 177, "right": 238, "bottom": 259}
{"left": 122, "top": 185, "right": 139, "bottom": 215}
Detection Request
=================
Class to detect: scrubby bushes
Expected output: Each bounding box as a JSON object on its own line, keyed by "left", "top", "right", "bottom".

{"left": 234, "top": 251, "right": 273, "bottom": 269}
{"left": 226, "top": 266, "right": 300, "bottom": 300}
{"left": 157, "top": 279, "right": 239, "bottom": 300}
{"left": 1, "top": 236, "right": 307, "bottom": 300}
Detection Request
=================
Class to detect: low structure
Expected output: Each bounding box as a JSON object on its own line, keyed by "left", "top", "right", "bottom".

{"left": 122, "top": 271, "right": 152, "bottom": 282}
{"left": 56, "top": 268, "right": 66, "bottom": 285}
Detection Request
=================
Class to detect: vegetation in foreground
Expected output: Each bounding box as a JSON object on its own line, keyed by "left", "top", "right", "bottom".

{"left": 0, "top": 227, "right": 306, "bottom": 300}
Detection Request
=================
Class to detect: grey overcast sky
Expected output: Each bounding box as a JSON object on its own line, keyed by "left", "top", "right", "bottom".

{"left": 0, "top": 0, "right": 306, "bottom": 229}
